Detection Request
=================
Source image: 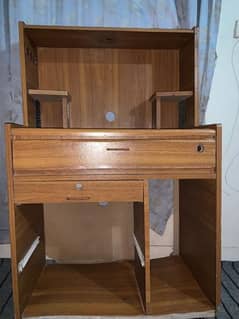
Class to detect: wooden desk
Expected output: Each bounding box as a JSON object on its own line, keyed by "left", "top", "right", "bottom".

{"left": 5, "top": 124, "right": 221, "bottom": 318}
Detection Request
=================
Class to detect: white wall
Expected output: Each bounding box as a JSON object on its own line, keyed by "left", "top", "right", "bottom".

{"left": 207, "top": 0, "right": 239, "bottom": 260}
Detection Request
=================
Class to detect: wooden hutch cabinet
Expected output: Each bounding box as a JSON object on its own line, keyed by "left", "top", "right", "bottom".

{"left": 5, "top": 22, "right": 221, "bottom": 319}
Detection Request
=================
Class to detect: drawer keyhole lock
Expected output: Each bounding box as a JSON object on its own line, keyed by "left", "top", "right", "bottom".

{"left": 75, "top": 183, "right": 83, "bottom": 190}
{"left": 197, "top": 144, "right": 205, "bottom": 153}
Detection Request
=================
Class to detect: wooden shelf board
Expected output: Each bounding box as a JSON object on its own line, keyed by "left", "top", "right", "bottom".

{"left": 23, "top": 24, "right": 194, "bottom": 49}
{"left": 23, "top": 261, "right": 142, "bottom": 317}
{"left": 151, "top": 256, "right": 214, "bottom": 316}
{"left": 28, "top": 89, "right": 69, "bottom": 101}
{"left": 150, "top": 91, "right": 193, "bottom": 102}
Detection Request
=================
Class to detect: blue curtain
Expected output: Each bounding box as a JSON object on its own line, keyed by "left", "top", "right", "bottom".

{"left": 0, "top": 0, "right": 221, "bottom": 242}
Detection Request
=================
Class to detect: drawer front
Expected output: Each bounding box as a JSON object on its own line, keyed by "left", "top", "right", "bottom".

{"left": 14, "top": 180, "right": 143, "bottom": 203}
{"left": 13, "top": 138, "right": 215, "bottom": 175}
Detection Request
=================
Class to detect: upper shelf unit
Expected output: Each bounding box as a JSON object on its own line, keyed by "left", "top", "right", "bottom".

{"left": 20, "top": 22, "right": 198, "bottom": 129}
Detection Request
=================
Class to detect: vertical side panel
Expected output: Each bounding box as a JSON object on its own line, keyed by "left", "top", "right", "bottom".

{"left": 5, "top": 124, "right": 21, "bottom": 319}
{"left": 180, "top": 29, "right": 198, "bottom": 127}
{"left": 179, "top": 125, "right": 221, "bottom": 305}
{"left": 133, "top": 180, "right": 150, "bottom": 313}
{"left": 19, "top": 22, "right": 38, "bottom": 127}
{"left": 5, "top": 124, "right": 45, "bottom": 318}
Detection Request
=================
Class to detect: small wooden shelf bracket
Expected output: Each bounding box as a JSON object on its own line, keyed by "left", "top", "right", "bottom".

{"left": 149, "top": 90, "right": 193, "bottom": 129}
{"left": 28, "top": 89, "right": 71, "bottom": 128}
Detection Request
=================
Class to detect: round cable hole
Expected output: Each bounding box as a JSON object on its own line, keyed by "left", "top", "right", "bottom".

{"left": 197, "top": 144, "right": 204, "bottom": 153}
{"left": 105, "top": 111, "right": 116, "bottom": 122}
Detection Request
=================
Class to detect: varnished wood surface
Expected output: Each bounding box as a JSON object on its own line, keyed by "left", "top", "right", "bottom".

{"left": 23, "top": 261, "right": 142, "bottom": 317}
{"left": 179, "top": 179, "right": 218, "bottom": 305}
{"left": 151, "top": 256, "right": 214, "bottom": 315}
{"left": 150, "top": 90, "right": 193, "bottom": 102}
{"left": 28, "top": 89, "right": 70, "bottom": 128}
{"left": 215, "top": 125, "right": 222, "bottom": 305}
{"left": 5, "top": 124, "right": 21, "bottom": 319}
{"left": 133, "top": 181, "right": 150, "bottom": 312}
{"left": 28, "top": 89, "right": 69, "bottom": 100}
{"left": 19, "top": 22, "right": 39, "bottom": 127}
{"left": 6, "top": 125, "right": 46, "bottom": 319}
{"left": 14, "top": 180, "right": 143, "bottom": 203}
{"left": 12, "top": 138, "right": 216, "bottom": 176}
{"left": 179, "top": 28, "right": 198, "bottom": 126}
{"left": 150, "top": 91, "right": 193, "bottom": 129}
{"left": 15, "top": 204, "right": 45, "bottom": 314}
{"left": 9, "top": 125, "right": 217, "bottom": 179}
{"left": 179, "top": 125, "right": 221, "bottom": 306}
{"left": 11, "top": 127, "right": 216, "bottom": 139}
{"left": 22, "top": 23, "right": 194, "bottom": 49}
{"left": 23, "top": 257, "right": 214, "bottom": 317}
{"left": 15, "top": 204, "right": 44, "bottom": 263}
{"left": 13, "top": 169, "right": 216, "bottom": 181}
{"left": 37, "top": 48, "right": 180, "bottom": 129}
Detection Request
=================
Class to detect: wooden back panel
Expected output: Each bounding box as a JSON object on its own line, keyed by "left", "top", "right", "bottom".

{"left": 37, "top": 48, "right": 179, "bottom": 129}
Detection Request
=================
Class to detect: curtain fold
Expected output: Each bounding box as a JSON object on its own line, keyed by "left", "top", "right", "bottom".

{"left": 0, "top": 0, "right": 221, "bottom": 242}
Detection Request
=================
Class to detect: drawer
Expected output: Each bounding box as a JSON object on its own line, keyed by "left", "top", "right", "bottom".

{"left": 14, "top": 180, "right": 143, "bottom": 203}
{"left": 12, "top": 130, "right": 216, "bottom": 175}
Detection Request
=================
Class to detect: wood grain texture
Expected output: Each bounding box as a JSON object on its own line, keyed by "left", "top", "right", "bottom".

{"left": 179, "top": 125, "right": 221, "bottom": 306}
{"left": 11, "top": 127, "right": 216, "bottom": 139}
{"left": 28, "top": 89, "right": 70, "bottom": 128}
{"left": 6, "top": 124, "right": 45, "bottom": 318}
{"left": 12, "top": 137, "right": 216, "bottom": 176}
{"left": 23, "top": 261, "right": 142, "bottom": 317}
{"left": 13, "top": 169, "right": 216, "bottom": 181}
{"left": 179, "top": 29, "right": 198, "bottom": 126}
{"left": 151, "top": 256, "right": 214, "bottom": 315}
{"left": 150, "top": 91, "right": 193, "bottom": 129}
{"left": 5, "top": 124, "right": 21, "bottom": 319}
{"left": 14, "top": 180, "right": 143, "bottom": 203}
{"left": 150, "top": 90, "right": 193, "bottom": 102}
{"left": 19, "top": 22, "right": 38, "bottom": 127}
{"left": 37, "top": 48, "right": 180, "bottom": 129}
{"left": 133, "top": 181, "right": 150, "bottom": 313}
{"left": 18, "top": 237, "right": 45, "bottom": 314}
{"left": 15, "top": 204, "right": 44, "bottom": 263}
{"left": 28, "top": 89, "right": 69, "bottom": 99}
{"left": 23, "top": 24, "right": 194, "bottom": 49}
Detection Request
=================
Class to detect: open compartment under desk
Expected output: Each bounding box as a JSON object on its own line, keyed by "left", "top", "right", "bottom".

{"left": 22, "top": 256, "right": 214, "bottom": 318}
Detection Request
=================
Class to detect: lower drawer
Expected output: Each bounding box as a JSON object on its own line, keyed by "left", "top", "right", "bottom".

{"left": 14, "top": 180, "right": 143, "bottom": 203}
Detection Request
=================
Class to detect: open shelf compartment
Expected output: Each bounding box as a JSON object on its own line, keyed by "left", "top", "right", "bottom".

{"left": 22, "top": 256, "right": 214, "bottom": 318}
